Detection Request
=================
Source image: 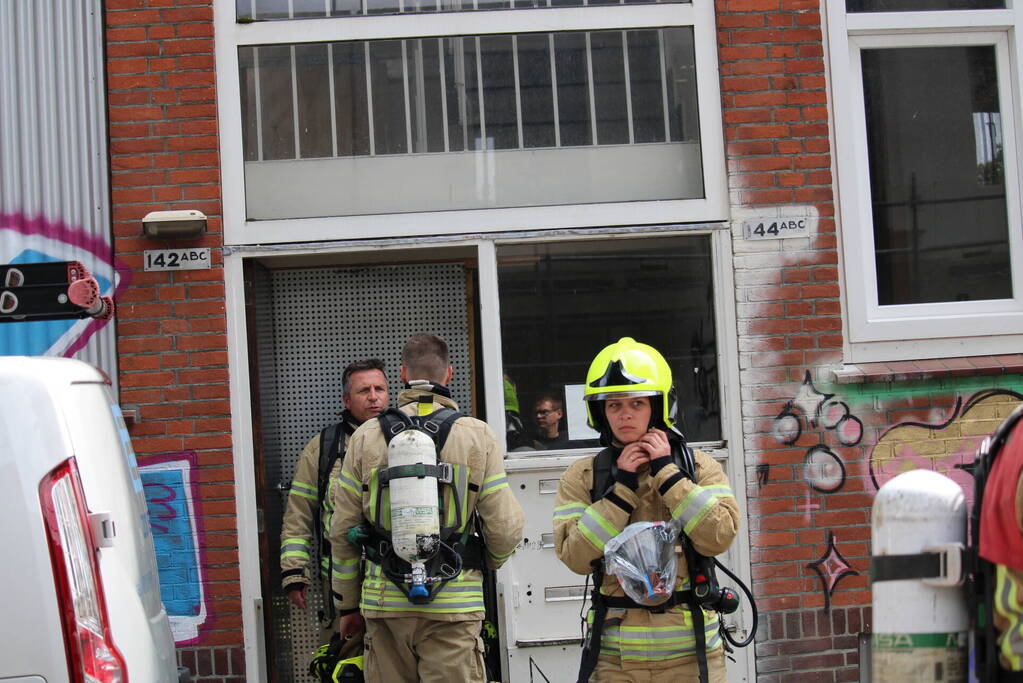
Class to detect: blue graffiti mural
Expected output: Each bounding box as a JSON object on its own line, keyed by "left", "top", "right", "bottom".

{"left": 140, "top": 454, "right": 209, "bottom": 644}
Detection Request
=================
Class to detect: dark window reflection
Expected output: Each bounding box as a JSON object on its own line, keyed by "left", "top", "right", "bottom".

{"left": 862, "top": 45, "right": 1011, "bottom": 305}
{"left": 497, "top": 237, "right": 720, "bottom": 453}
{"left": 847, "top": 0, "right": 1002, "bottom": 11}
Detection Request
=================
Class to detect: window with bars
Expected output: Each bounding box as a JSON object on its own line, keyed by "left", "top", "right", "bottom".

{"left": 239, "top": 27, "right": 704, "bottom": 219}
{"left": 239, "top": 29, "right": 698, "bottom": 160}
{"left": 238, "top": 0, "right": 689, "bottom": 21}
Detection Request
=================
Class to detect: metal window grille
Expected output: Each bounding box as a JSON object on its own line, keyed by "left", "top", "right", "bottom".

{"left": 241, "top": 28, "right": 697, "bottom": 162}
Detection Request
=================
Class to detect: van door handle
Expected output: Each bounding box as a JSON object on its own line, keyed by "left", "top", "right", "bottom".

{"left": 89, "top": 512, "right": 116, "bottom": 547}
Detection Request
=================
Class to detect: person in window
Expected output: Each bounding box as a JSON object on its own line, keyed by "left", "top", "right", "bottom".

{"left": 553, "top": 337, "right": 740, "bottom": 682}
{"left": 532, "top": 393, "right": 569, "bottom": 450}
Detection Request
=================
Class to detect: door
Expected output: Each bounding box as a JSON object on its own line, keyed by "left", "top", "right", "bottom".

{"left": 245, "top": 248, "right": 480, "bottom": 683}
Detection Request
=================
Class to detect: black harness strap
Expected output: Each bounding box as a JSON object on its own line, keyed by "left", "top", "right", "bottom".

{"left": 314, "top": 419, "right": 350, "bottom": 624}
{"left": 871, "top": 553, "right": 945, "bottom": 583}
{"left": 578, "top": 441, "right": 712, "bottom": 683}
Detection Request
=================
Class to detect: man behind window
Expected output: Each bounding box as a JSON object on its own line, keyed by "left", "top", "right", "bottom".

{"left": 533, "top": 393, "right": 569, "bottom": 450}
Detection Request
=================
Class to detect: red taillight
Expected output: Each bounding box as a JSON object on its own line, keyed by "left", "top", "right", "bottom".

{"left": 40, "top": 458, "right": 127, "bottom": 683}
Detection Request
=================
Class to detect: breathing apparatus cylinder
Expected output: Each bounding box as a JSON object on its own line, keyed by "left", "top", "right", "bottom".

{"left": 870, "top": 469, "right": 967, "bottom": 682}
{"left": 387, "top": 429, "right": 441, "bottom": 601}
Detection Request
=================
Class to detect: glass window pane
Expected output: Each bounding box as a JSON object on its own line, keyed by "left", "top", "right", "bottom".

{"left": 257, "top": 45, "right": 296, "bottom": 161}
{"left": 444, "top": 38, "right": 481, "bottom": 153}
{"left": 628, "top": 29, "right": 666, "bottom": 144}
{"left": 554, "top": 32, "right": 592, "bottom": 147}
{"left": 238, "top": 47, "right": 259, "bottom": 162}
{"left": 664, "top": 27, "right": 698, "bottom": 143}
{"left": 518, "top": 34, "right": 556, "bottom": 149}
{"left": 847, "top": 0, "right": 1003, "bottom": 11}
{"left": 407, "top": 39, "right": 447, "bottom": 153}
{"left": 481, "top": 35, "right": 519, "bottom": 150}
{"left": 497, "top": 236, "right": 720, "bottom": 454}
{"left": 370, "top": 40, "right": 409, "bottom": 155}
{"left": 333, "top": 42, "right": 371, "bottom": 157}
{"left": 240, "top": 29, "right": 704, "bottom": 218}
{"left": 862, "top": 45, "right": 1011, "bottom": 305}
{"left": 238, "top": 0, "right": 689, "bottom": 19}
{"left": 295, "top": 44, "right": 333, "bottom": 159}
{"left": 591, "top": 32, "right": 629, "bottom": 145}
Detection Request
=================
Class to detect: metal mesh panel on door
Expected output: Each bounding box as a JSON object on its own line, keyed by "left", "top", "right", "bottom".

{"left": 257, "top": 261, "right": 472, "bottom": 683}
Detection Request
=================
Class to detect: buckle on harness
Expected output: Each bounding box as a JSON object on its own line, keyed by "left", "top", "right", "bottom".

{"left": 436, "top": 462, "right": 453, "bottom": 484}
{"left": 422, "top": 419, "right": 441, "bottom": 434}
{"left": 922, "top": 543, "right": 965, "bottom": 587}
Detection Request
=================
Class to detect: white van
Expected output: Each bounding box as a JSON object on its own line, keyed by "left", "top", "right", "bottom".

{"left": 0, "top": 357, "right": 183, "bottom": 683}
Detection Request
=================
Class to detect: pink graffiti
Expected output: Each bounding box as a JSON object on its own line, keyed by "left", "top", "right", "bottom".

{"left": 142, "top": 481, "right": 178, "bottom": 534}
{"left": 870, "top": 390, "right": 1023, "bottom": 503}
{"left": 0, "top": 211, "right": 131, "bottom": 356}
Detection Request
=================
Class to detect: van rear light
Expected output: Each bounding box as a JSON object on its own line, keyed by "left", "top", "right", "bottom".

{"left": 40, "top": 458, "right": 128, "bottom": 683}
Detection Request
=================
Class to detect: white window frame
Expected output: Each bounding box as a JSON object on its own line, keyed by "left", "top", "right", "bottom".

{"left": 826, "top": 5, "right": 1023, "bottom": 362}
{"left": 214, "top": 0, "right": 728, "bottom": 245}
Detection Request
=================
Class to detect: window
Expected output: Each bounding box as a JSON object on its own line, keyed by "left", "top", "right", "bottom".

{"left": 238, "top": 28, "right": 701, "bottom": 219}
{"left": 237, "top": 0, "right": 689, "bottom": 21}
{"left": 826, "top": 5, "right": 1023, "bottom": 361}
{"left": 496, "top": 235, "right": 720, "bottom": 453}
{"left": 216, "top": 1, "right": 727, "bottom": 244}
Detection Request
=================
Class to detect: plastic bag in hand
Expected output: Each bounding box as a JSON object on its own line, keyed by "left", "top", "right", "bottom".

{"left": 603, "top": 519, "right": 680, "bottom": 607}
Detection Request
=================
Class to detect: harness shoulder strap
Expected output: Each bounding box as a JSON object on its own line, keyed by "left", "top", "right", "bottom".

{"left": 317, "top": 422, "right": 346, "bottom": 505}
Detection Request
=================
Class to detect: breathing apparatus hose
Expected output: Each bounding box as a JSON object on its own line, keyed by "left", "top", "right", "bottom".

{"left": 713, "top": 558, "right": 758, "bottom": 648}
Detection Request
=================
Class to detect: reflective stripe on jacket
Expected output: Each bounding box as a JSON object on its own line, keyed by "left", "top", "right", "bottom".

{"left": 995, "top": 565, "right": 1023, "bottom": 670}
{"left": 553, "top": 447, "right": 740, "bottom": 666}
{"left": 329, "top": 388, "right": 525, "bottom": 620}
{"left": 280, "top": 431, "right": 348, "bottom": 590}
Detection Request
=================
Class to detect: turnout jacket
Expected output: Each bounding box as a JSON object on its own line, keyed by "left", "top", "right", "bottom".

{"left": 280, "top": 417, "right": 356, "bottom": 591}
{"left": 980, "top": 418, "right": 1023, "bottom": 671}
{"left": 328, "top": 387, "right": 525, "bottom": 620}
{"left": 553, "top": 446, "right": 740, "bottom": 664}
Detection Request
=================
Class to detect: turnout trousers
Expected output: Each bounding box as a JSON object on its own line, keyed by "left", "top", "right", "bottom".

{"left": 363, "top": 616, "right": 486, "bottom": 683}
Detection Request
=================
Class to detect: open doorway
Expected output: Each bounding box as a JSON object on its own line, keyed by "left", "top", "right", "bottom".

{"left": 243, "top": 247, "right": 481, "bottom": 682}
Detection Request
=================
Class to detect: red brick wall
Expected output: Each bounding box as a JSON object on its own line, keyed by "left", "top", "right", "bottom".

{"left": 716, "top": 1, "right": 862, "bottom": 680}
{"left": 104, "top": 1, "right": 240, "bottom": 680}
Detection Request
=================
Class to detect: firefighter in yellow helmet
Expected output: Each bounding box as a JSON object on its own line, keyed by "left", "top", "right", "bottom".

{"left": 553, "top": 337, "right": 740, "bottom": 683}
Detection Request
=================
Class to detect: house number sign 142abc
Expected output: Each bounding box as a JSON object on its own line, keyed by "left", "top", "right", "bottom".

{"left": 144, "top": 248, "right": 212, "bottom": 272}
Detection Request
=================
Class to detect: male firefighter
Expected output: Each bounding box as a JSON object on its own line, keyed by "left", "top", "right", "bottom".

{"left": 328, "top": 333, "right": 525, "bottom": 683}
{"left": 280, "top": 358, "right": 389, "bottom": 641}
{"left": 979, "top": 403, "right": 1023, "bottom": 679}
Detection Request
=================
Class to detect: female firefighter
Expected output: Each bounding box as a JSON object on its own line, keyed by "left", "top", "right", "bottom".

{"left": 553, "top": 337, "right": 740, "bottom": 683}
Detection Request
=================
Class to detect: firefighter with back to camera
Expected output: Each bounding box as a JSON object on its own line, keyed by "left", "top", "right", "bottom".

{"left": 328, "top": 333, "right": 525, "bottom": 683}
{"left": 553, "top": 337, "right": 740, "bottom": 683}
{"left": 279, "top": 358, "right": 389, "bottom": 653}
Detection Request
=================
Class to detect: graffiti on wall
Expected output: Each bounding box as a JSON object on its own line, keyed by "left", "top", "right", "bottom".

{"left": 772, "top": 370, "right": 864, "bottom": 493}
{"left": 870, "top": 389, "right": 1023, "bottom": 501}
{"left": 770, "top": 371, "right": 864, "bottom": 611}
{"left": 806, "top": 530, "right": 859, "bottom": 611}
{"left": 139, "top": 452, "right": 209, "bottom": 644}
{"left": 0, "top": 213, "right": 127, "bottom": 356}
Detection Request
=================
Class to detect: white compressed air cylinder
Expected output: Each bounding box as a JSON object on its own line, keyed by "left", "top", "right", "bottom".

{"left": 388, "top": 429, "right": 441, "bottom": 563}
{"left": 871, "top": 469, "right": 967, "bottom": 682}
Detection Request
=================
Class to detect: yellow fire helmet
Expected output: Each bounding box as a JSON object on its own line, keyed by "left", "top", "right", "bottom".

{"left": 583, "top": 337, "right": 678, "bottom": 435}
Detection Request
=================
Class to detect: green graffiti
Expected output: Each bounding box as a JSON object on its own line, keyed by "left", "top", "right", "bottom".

{"left": 825, "top": 375, "right": 1023, "bottom": 406}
